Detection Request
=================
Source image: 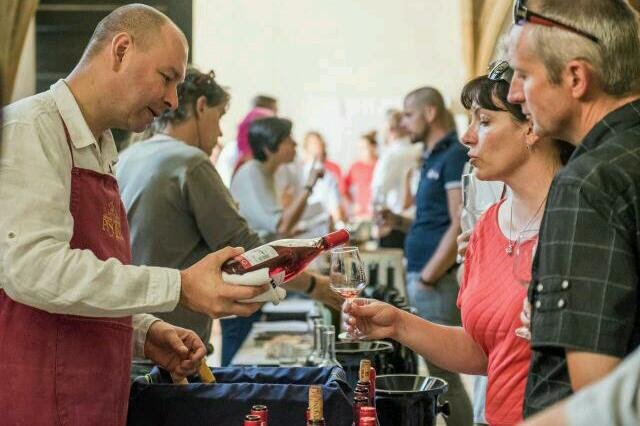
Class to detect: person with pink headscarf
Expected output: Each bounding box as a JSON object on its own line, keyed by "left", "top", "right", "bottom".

{"left": 235, "top": 95, "right": 278, "bottom": 171}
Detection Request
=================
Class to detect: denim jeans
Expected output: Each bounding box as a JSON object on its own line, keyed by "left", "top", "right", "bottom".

{"left": 406, "top": 269, "right": 461, "bottom": 326}
{"left": 407, "top": 269, "right": 472, "bottom": 426}
{"left": 220, "top": 310, "right": 262, "bottom": 366}
{"left": 472, "top": 375, "right": 488, "bottom": 425}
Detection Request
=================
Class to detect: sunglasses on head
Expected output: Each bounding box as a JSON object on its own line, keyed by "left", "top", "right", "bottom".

{"left": 488, "top": 60, "right": 514, "bottom": 83}
{"left": 513, "top": 0, "right": 599, "bottom": 44}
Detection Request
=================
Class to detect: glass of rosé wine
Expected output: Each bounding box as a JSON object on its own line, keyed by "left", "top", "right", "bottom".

{"left": 329, "top": 246, "right": 367, "bottom": 339}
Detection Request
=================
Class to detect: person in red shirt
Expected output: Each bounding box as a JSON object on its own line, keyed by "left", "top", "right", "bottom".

{"left": 344, "top": 61, "right": 573, "bottom": 425}
{"left": 343, "top": 131, "right": 378, "bottom": 219}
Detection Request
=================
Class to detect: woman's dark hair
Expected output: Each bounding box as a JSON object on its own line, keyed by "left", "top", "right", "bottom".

{"left": 461, "top": 75, "right": 527, "bottom": 122}
{"left": 155, "top": 66, "right": 230, "bottom": 128}
{"left": 249, "top": 117, "right": 293, "bottom": 162}
{"left": 460, "top": 74, "right": 574, "bottom": 165}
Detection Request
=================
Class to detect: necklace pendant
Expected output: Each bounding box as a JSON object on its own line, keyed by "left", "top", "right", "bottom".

{"left": 505, "top": 245, "right": 514, "bottom": 256}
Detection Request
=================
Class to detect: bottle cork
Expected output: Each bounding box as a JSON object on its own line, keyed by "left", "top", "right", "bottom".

{"left": 359, "top": 359, "right": 371, "bottom": 383}
{"left": 197, "top": 359, "right": 216, "bottom": 383}
{"left": 308, "top": 385, "right": 324, "bottom": 421}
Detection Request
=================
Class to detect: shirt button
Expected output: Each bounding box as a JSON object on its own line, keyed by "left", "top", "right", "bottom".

{"left": 7, "top": 232, "right": 15, "bottom": 239}
{"left": 536, "top": 283, "right": 544, "bottom": 292}
{"left": 561, "top": 280, "right": 570, "bottom": 289}
{"left": 557, "top": 299, "right": 566, "bottom": 308}
{"left": 535, "top": 300, "right": 542, "bottom": 309}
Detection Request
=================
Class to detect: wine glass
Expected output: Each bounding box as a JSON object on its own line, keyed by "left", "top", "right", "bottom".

{"left": 512, "top": 228, "right": 539, "bottom": 341}
{"left": 329, "top": 246, "right": 367, "bottom": 339}
{"left": 512, "top": 228, "right": 539, "bottom": 287}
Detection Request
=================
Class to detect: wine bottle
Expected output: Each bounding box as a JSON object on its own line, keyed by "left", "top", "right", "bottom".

{"left": 352, "top": 395, "right": 368, "bottom": 426}
{"left": 317, "top": 326, "right": 341, "bottom": 368}
{"left": 250, "top": 405, "right": 268, "bottom": 426}
{"left": 222, "top": 230, "right": 349, "bottom": 283}
{"left": 354, "top": 359, "right": 371, "bottom": 405}
{"left": 358, "top": 416, "right": 377, "bottom": 426}
{"left": 359, "top": 407, "right": 380, "bottom": 426}
{"left": 244, "top": 414, "right": 262, "bottom": 426}
{"left": 368, "top": 367, "right": 376, "bottom": 407}
{"left": 307, "top": 385, "right": 325, "bottom": 425}
{"left": 305, "top": 320, "right": 327, "bottom": 366}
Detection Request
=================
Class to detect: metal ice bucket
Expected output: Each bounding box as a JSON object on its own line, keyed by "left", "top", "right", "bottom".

{"left": 375, "top": 374, "right": 450, "bottom": 426}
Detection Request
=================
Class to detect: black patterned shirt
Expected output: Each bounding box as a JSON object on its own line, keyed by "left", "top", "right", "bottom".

{"left": 523, "top": 99, "right": 640, "bottom": 417}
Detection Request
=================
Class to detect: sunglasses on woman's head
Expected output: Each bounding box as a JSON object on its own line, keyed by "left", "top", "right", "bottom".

{"left": 487, "top": 60, "right": 514, "bottom": 83}
{"left": 513, "top": 0, "right": 599, "bottom": 44}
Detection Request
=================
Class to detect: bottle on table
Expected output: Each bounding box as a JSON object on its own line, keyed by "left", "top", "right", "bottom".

{"left": 317, "top": 326, "right": 342, "bottom": 368}
{"left": 352, "top": 395, "right": 368, "bottom": 426}
{"left": 354, "top": 359, "right": 372, "bottom": 405}
{"left": 221, "top": 229, "right": 349, "bottom": 283}
{"left": 359, "top": 406, "right": 379, "bottom": 426}
{"left": 244, "top": 414, "right": 262, "bottom": 426}
{"left": 359, "top": 416, "right": 377, "bottom": 426}
{"left": 307, "top": 385, "right": 325, "bottom": 426}
{"left": 306, "top": 321, "right": 328, "bottom": 366}
{"left": 368, "top": 367, "right": 376, "bottom": 407}
{"left": 250, "top": 405, "right": 268, "bottom": 426}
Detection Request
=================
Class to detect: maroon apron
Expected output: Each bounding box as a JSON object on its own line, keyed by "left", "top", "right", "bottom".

{"left": 0, "top": 118, "right": 133, "bottom": 425}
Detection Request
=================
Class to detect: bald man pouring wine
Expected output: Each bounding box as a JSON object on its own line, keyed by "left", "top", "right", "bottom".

{"left": 0, "top": 4, "right": 268, "bottom": 425}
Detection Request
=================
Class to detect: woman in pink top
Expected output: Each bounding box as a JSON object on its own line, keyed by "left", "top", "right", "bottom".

{"left": 343, "top": 131, "right": 378, "bottom": 218}
{"left": 344, "top": 61, "right": 573, "bottom": 425}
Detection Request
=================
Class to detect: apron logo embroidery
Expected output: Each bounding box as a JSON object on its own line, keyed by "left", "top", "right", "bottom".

{"left": 102, "top": 201, "right": 124, "bottom": 241}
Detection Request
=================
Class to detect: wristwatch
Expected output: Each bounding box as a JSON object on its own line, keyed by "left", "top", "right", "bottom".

{"left": 306, "top": 275, "right": 317, "bottom": 294}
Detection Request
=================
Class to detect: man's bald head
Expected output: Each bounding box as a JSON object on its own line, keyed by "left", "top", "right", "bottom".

{"left": 405, "top": 87, "right": 454, "bottom": 131}
{"left": 81, "top": 3, "right": 186, "bottom": 62}
{"left": 405, "top": 87, "right": 445, "bottom": 112}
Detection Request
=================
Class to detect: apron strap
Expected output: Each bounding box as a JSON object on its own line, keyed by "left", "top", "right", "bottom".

{"left": 59, "top": 114, "right": 75, "bottom": 168}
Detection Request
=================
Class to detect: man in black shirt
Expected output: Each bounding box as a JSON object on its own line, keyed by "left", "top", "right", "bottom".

{"left": 506, "top": 0, "right": 640, "bottom": 417}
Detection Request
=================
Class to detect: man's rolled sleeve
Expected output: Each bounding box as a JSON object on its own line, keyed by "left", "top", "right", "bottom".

{"left": 443, "top": 144, "right": 467, "bottom": 191}
{"left": 132, "top": 314, "right": 161, "bottom": 358}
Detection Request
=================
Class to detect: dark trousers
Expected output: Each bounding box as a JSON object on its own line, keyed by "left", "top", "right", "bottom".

{"left": 220, "top": 310, "right": 262, "bottom": 366}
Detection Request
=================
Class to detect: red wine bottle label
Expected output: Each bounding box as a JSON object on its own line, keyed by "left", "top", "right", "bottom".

{"left": 271, "top": 238, "right": 320, "bottom": 248}
{"left": 238, "top": 245, "right": 279, "bottom": 267}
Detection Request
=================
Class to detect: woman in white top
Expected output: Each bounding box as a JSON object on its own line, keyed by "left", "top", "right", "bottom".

{"left": 230, "top": 117, "right": 322, "bottom": 241}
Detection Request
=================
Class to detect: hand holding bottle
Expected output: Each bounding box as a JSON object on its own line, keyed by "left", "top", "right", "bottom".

{"left": 179, "top": 246, "right": 269, "bottom": 319}
{"left": 342, "top": 298, "right": 402, "bottom": 340}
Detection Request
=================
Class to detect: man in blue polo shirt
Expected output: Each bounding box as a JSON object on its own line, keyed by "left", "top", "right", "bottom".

{"left": 379, "top": 87, "right": 471, "bottom": 426}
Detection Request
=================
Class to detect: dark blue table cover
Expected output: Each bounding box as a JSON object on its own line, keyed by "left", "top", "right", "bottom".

{"left": 128, "top": 366, "right": 353, "bottom": 426}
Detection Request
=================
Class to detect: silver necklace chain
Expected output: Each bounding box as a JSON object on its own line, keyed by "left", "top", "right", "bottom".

{"left": 506, "top": 196, "right": 547, "bottom": 256}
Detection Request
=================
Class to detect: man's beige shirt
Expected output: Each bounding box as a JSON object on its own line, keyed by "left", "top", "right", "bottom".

{"left": 0, "top": 80, "right": 181, "bottom": 356}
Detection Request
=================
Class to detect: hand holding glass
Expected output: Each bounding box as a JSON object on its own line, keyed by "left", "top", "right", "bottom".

{"left": 329, "top": 247, "right": 367, "bottom": 338}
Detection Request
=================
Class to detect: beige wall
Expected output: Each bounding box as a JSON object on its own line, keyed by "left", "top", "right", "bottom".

{"left": 11, "top": 17, "right": 36, "bottom": 103}
{"left": 193, "top": 0, "right": 466, "bottom": 168}
{"left": 12, "top": 3, "right": 468, "bottom": 168}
